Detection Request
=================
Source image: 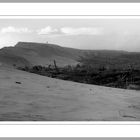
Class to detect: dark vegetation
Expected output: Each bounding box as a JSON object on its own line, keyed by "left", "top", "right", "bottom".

{"left": 2, "top": 42, "right": 140, "bottom": 90}
{"left": 17, "top": 58, "right": 140, "bottom": 90}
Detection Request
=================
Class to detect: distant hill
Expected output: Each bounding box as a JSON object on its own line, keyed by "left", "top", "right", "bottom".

{"left": 0, "top": 42, "right": 84, "bottom": 67}
{"left": 0, "top": 41, "right": 140, "bottom": 69}
{"left": 79, "top": 50, "right": 140, "bottom": 69}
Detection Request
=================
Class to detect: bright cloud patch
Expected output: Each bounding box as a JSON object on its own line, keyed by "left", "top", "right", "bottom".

{"left": 0, "top": 26, "right": 32, "bottom": 34}
{"left": 0, "top": 26, "right": 103, "bottom": 36}
{"left": 37, "top": 26, "right": 58, "bottom": 35}
{"left": 60, "top": 27, "right": 103, "bottom": 35}
{"left": 37, "top": 26, "right": 103, "bottom": 36}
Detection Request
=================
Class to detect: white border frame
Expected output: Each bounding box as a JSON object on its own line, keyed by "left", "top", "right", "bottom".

{"left": 0, "top": 3, "right": 140, "bottom": 16}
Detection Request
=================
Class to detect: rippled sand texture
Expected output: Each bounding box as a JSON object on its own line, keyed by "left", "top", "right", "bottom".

{"left": 0, "top": 66, "right": 140, "bottom": 121}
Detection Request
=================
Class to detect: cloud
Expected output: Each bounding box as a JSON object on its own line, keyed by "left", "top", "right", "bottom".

{"left": 0, "top": 26, "right": 32, "bottom": 34}
{"left": 60, "top": 27, "right": 103, "bottom": 35}
{"left": 0, "top": 26, "right": 103, "bottom": 36}
{"left": 37, "top": 26, "right": 58, "bottom": 35}
{"left": 37, "top": 26, "right": 103, "bottom": 36}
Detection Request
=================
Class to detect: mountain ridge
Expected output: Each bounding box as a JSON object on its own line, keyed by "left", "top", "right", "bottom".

{"left": 0, "top": 41, "right": 140, "bottom": 68}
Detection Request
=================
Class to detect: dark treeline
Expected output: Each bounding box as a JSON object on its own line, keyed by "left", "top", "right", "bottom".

{"left": 17, "top": 60, "right": 140, "bottom": 90}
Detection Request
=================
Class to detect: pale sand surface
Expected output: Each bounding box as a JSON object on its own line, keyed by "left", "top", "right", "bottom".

{"left": 0, "top": 66, "right": 140, "bottom": 121}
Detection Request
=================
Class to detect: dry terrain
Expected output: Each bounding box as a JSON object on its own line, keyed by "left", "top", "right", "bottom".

{"left": 0, "top": 66, "right": 140, "bottom": 121}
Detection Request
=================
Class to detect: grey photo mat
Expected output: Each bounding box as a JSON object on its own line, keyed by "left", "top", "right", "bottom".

{"left": 0, "top": 0, "right": 140, "bottom": 3}
{"left": 0, "top": 138, "right": 139, "bottom": 140}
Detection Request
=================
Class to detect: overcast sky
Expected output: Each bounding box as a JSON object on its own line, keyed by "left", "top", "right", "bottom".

{"left": 0, "top": 18, "right": 140, "bottom": 52}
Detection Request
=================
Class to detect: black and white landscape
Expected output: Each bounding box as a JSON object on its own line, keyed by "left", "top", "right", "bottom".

{"left": 0, "top": 18, "right": 140, "bottom": 121}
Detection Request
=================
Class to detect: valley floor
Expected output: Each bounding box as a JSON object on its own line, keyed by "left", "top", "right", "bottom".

{"left": 0, "top": 66, "right": 140, "bottom": 121}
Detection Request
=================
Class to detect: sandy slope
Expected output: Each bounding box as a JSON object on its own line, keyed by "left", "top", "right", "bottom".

{"left": 0, "top": 66, "right": 140, "bottom": 121}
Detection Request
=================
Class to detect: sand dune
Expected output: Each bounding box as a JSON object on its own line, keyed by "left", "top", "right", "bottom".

{"left": 0, "top": 66, "right": 140, "bottom": 121}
